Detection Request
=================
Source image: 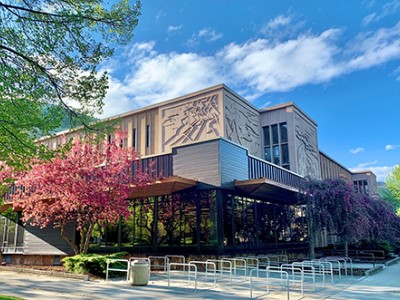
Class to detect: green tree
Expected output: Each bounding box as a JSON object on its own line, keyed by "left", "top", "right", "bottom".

{"left": 0, "top": 0, "right": 141, "bottom": 168}
{"left": 386, "top": 164, "right": 400, "bottom": 215}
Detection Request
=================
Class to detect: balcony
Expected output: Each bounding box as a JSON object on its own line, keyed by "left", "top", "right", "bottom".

{"left": 235, "top": 156, "right": 305, "bottom": 204}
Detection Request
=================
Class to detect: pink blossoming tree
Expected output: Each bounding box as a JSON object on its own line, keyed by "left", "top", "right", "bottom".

{"left": 304, "top": 178, "right": 400, "bottom": 258}
{"left": 12, "top": 130, "right": 151, "bottom": 254}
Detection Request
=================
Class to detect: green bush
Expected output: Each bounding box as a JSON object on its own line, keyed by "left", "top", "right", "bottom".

{"left": 62, "top": 252, "right": 128, "bottom": 277}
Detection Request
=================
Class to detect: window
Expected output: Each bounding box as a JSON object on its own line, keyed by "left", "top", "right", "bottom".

{"left": 146, "top": 125, "right": 150, "bottom": 148}
{"left": 132, "top": 128, "right": 137, "bottom": 149}
{"left": 263, "top": 126, "right": 270, "bottom": 146}
{"left": 273, "top": 145, "right": 280, "bottom": 165}
{"left": 364, "top": 181, "right": 369, "bottom": 194}
{"left": 271, "top": 124, "right": 279, "bottom": 144}
{"left": 264, "top": 147, "right": 271, "bottom": 162}
{"left": 263, "top": 123, "right": 290, "bottom": 169}
{"left": 282, "top": 144, "right": 289, "bottom": 165}
{"left": 280, "top": 123, "right": 288, "bottom": 143}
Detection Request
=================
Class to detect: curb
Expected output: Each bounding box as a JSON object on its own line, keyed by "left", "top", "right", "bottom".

{"left": 364, "top": 265, "right": 384, "bottom": 276}
{"left": 385, "top": 256, "right": 400, "bottom": 267}
{"left": 0, "top": 265, "right": 89, "bottom": 281}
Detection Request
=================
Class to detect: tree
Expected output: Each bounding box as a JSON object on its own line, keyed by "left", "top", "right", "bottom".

{"left": 304, "top": 179, "right": 371, "bottom": 258}
{"left": 385, "top": 164, "right": 400, "bottom": 215}
{"left": 0, "top": 0, "right": 141, "bottom": 167}
{"left": 304, "top": 178, "right": 400, "bottom": 258}
{"left": 11, "top": 130, "right": 151, "bottom": 254}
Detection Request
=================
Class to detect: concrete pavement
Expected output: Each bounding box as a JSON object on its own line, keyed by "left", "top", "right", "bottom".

{"left": 0, "top": 262, "right": 399, "bottom": 299}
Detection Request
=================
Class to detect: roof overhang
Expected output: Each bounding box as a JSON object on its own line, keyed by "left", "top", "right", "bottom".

{"left": 0, "top": 202, "right": 14, "bottom": 213}
{"left": 129, "top": 176, "right": 197, "bottom": 198}
{"left": 234, "top": 178, "right": 301, "bottom": 205}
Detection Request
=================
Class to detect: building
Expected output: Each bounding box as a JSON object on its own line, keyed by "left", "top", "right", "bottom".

{"left": 0, "top": 84, "right": 377, "bottom": 264}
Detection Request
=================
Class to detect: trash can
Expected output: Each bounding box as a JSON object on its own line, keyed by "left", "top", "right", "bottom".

{"left": 130, "top": 259, "right": 149, "bottom": 286}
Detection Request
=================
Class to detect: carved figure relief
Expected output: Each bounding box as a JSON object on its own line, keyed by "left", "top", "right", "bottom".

{"left": 161, "top": 94, "right": 220, "bottom": 151}
{"left": 294, "top": 114, "right": 320, "bottom": 179}
{"left": 225, "top": 99, "right": 261, "bottom": 156}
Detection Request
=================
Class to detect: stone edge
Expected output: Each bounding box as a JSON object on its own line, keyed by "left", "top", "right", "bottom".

{"left": 363, "top": 257, "right": 400, "bottom": 276}
{"left": 0, "top": 265, "right": 89, "bottom": 281}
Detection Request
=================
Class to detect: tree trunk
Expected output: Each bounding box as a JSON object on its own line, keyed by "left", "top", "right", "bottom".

{"left": 81, "top": 222, "right": 95, "bottom": 254}
{"left": 60, "top": 225, "right": 79, "bottom": 255}
{"left": 306, "top": 197, "right": 315, "bottom": 259}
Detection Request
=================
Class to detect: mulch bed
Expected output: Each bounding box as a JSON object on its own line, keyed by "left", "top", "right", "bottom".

{"left": 0, "top": 264, "right": 104, "bottom": 281}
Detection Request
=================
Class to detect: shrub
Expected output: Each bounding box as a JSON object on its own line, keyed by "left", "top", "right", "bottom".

{"left": 62, "top": 252, "right": 128, "bottom": 277}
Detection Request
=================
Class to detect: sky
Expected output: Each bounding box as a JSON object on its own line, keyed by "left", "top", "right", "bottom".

{"left": 99, "top": 0, "right": 400, "bottom": 182}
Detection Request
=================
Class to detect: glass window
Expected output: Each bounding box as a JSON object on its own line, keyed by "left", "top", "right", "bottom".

{"left": 146, "top": 125, "right": 150, "bottom": 148}
{"left": 132, "top": 128, "right": 136, "bottom": 149}
{"left": 272, "top": 124, "right": 279, "bottom": 144}
{"left": 273, "top": 145, "right": 280, "bottom": 165}
{"left": 263, "top": 126, "right": 270, "bottom": 146}
{"left": 280, "top": 123, "right": 288, "bottom": 143}
{"left": 282, "top": 144, "right": 289, "bottom": 165}
{"left": 264, "top": 146, "right": 271, "bottom": 162}
{"left": 364, "top": 181, "right": 369, "bottom": 194}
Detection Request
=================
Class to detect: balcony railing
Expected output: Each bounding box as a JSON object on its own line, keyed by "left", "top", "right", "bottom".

{"left": 248, "top": 156, "right": 304, "bottom": 190}
{"left": 133, "top": 153, "right": 173, "bottom": 179}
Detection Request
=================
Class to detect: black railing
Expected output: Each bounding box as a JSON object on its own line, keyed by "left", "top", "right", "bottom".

{"left": 248, "top": 156, "right": 304, "bottom": 190}
{"left": 133, "top": 153, "right": 173, "bottom": 179}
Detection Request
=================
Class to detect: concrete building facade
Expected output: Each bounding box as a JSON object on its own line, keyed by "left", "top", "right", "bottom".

{"left": 1, "top": 84, "right": 377, "bottom": 264}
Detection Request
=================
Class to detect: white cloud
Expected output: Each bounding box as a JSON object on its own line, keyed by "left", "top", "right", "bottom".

{"left": 362, "top": 0, "right": 400, "bottom": 25}
{"left": 156, "top": 10, "right": 166, "bottom": 22}
{"left": 219, "top": 29, "right": 344, "bottom": 93}
{"left": 353, "top": 160, "right": 378, "bottom": 169}
{"left": 351, "top": 161, "right": 394, "bottom": 181}
{"left": 346, "top": 22, "right": 400, "bottom": 70}
{"left": 198, "top": 28, "right": 223, "bottom": 42}
{"left": 350, "top": 147, "right": 365, "bottom": 154}
{"left": 385, "top": 144, "right": 400, "bottom": 150}
{"left": 187, "top": 27, "right": 223, "bottom": 46}
{"left": 393, "top": 66, "right": 400, "bottom": 80}
{"left": 99, "top": 42, "right": 223, "bottom": 117}
{"left": 99, "top": 21, "right": 400, "bottom": 117}
{"left": 261, "top": 15, "right": 292, "bottom": 32}
{"left": 167, "top": 24, "right": 183, "bottom": 33}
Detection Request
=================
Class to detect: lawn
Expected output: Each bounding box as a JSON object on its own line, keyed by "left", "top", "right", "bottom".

{"left": 0, "top": 296, "right": 24, "bottom": 300}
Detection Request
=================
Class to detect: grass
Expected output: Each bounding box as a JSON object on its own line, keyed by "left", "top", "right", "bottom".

{"left": 0, "top": 296, "right": 24, "bottom": 300}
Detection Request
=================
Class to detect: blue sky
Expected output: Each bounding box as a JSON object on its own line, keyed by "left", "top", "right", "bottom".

{"left": 100, "top": 0, "right": 400, "bottom": 181}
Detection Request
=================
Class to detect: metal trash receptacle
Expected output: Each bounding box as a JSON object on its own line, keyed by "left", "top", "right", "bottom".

{"left": 130, "top": 259, "right": 149, "bottom": 286}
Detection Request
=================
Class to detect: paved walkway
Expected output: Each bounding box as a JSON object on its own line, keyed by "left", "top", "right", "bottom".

{"left": 1, "top": 262, "right": 399, "bottom": 299}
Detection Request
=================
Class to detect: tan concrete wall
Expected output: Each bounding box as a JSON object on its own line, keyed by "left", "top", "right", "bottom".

{"left": 223, "top": 89, "right": 261, "bottom": 157}
{"left": 160, "top": 90, "right": 223, "bottom": 154}
{"left": 293, "top": 108, "right": 321, "bottom": 179}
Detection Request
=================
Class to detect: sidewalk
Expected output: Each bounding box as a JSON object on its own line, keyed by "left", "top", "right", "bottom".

{"left": 1, "top": 262, "right": 400, "bottom": 299}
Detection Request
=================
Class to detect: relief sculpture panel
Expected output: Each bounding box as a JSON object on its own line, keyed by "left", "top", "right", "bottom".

{"left": 224, "top": 97, "right": 261, "bottom": 157}
{"left": 161, "top": 94, "right": 221, "bottom": 152}
{"left": 294, "top": 113, "right": 320, "bottom": 179}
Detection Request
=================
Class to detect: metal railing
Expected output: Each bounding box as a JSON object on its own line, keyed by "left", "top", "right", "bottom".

{"left": 167, "top": 262, "right": 197, "bottom": 290}
{"left": 248, "top": 156, "right": 304, "bottom": 190}
{"left": 206, "top": 259, "right": 233, "bottom": 281}
{"left": 106, "top": 259, "right": 130, "bottom": 281}
{"left": 132, "top": 154, "right": 173, "bottom": 179}
{"left": 250, "top": 268, "right": 291, "bottom": 300}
